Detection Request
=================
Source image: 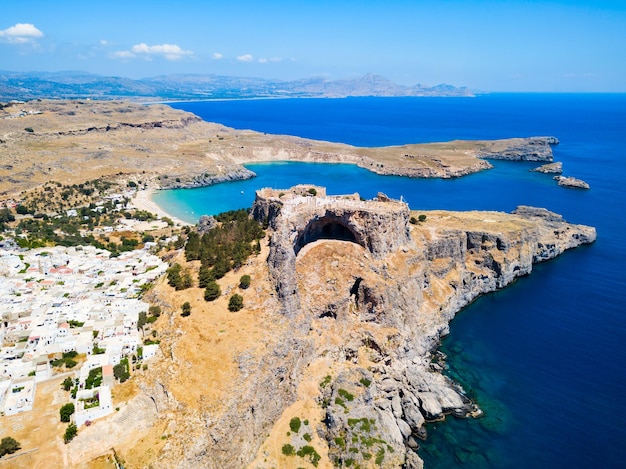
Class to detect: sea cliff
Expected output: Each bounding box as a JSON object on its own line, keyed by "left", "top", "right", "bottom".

{"left": 1, "top": 100, "right": 596, "bottom": 468}
{"left": 70, "top": 188, "right": 596, "bottom": 469}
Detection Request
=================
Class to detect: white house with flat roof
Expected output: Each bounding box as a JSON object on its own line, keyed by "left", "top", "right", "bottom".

{"left": 74, "top": 384, "right": 113, "bottom": 427}
{"left": 2, "top": 377, "right": 36, "bottom": 415}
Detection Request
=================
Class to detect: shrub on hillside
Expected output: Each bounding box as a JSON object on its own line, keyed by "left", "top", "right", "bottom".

{"left": 60, "top": 402, "right": 75, "bottom": 422}
{"left": 0, "top": 437, "right": 21, "bottom": 457}
{"left": 204, "top": 281, "right": 221, "bottom": 302}
{"left": 228, "top": 294, "right": 244, "bottom": 312}
{"left": 63, "top": 423, "right": 77, "bottom": 444}
{"left": 239, "top": 274, "right": 251, "bottom": 289}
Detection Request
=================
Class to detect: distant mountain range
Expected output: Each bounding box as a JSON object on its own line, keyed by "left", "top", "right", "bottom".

{"left": 0, "top": 71, "right": 478, "bottom": 101}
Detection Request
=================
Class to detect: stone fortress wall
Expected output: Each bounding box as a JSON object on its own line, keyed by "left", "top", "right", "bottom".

{"left": 252, "top": 184, "right": 411, "bottom": 259}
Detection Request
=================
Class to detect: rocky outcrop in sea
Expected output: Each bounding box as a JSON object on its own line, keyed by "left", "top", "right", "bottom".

{"left": 532, "top": 161, "right": 563, "bottom": 174}
{"left": 553, "top": 175, "right": 590, "bottom": 189}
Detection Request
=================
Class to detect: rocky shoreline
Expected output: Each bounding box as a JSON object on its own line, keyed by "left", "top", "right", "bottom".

{"left": 1, "top": 99, "right": 560, "bottom": 197}
{"left": 1, "top": 99, "right": 595, "bottom": 468}
{"left": 127, "top": 187, "right": 594, "bottom": 469}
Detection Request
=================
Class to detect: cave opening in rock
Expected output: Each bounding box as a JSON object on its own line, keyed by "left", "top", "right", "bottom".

{"left": 295, "top": 217, "right": 363, "bottom": 254}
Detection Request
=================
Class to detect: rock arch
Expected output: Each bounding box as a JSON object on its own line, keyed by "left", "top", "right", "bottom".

{"left": 294, "top": 216, "right": 364, "bottom": 255}
{"left": 251, "top": 186, "right": 411, "bottom": 316}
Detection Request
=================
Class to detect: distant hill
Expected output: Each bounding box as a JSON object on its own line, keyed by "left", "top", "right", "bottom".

{"left": 0, "top": 71, "right": 477, "bottom": 101}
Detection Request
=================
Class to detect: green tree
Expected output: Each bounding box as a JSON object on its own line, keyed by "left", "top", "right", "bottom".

{"left": 281, "top": 444, "right": 295, "bottom": 456}
{"left": 166, "top": 263, "right": 183, "bottom": 289}
{"left": 0, "top": 436, "right": 21, "bottom": 457}
{"left": 289, "top": 416, "right": 302, "bottom": 433}
{"left": 64, "top": 358, "right": 78, "bottom": 368}
{"left": 62, "top": 377, "right": 74, "bottom": 391}
{"left": 181, "top": 301, "right": 191, "bottom": 317}
{"left": 211, "top": 255, "right": 230, "bottom": 280}
{"left": 85, "top": 367, "right": 103, "bottom": 389}
{"left": 15, "top": 204, "right": 29, "bottom": 215}
{"left": 239, "top": 274, "right": 251, "bottom": 289}
{"left": 198, "top": 265, "right": 213, "bottom": 288}
{"left": 137, "top": 311, "right": 147, "bottom": 329}
{"left": 204, "top": 281, "right": 221, "bottom": 301}
{"left": 63, "top": 423, "right": 78, "bottom": 444}
{"left": 228, "top": 294, "right": 244, "bottom": 312}
{"left": 181, "top": 269, "right": 194, "bottom": 289}
{"left": 148, "top": 305, "right": 161, "bottom": 317}
{"left": 60, "top": 402, "right": 75, "bottom": 422}
{"left": 113, "top": 360, "right": 130, "bottom": 383}
{"left": 0, "top": 208, "right": 15, "bottom": 230}
{"left": 184, "top": 231, "right": 201, "bottom": 261}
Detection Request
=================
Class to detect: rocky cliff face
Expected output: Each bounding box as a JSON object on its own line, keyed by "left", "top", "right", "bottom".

{"left": 242, "top": 190, "right": 595, "bottom": 468}
{"left": 76, "top": 191, "right": 594, "bottom": 469}
{"left": 475, "top": 136, "right": 558, "bottom": 161}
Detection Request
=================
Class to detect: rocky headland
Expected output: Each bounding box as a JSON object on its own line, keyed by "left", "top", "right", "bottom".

{"left": 1, "top": 99, "right": 558, "bottom": 197}
{"left": 61, "top": 186, "right": 596, "bottom": 469}
{"left": 1, "top": 100, "right": 595, "bottom": 468}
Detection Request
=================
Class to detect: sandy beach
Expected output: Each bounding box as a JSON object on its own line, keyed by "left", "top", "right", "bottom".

{"left": 130, "top": 188, "right": 192, "bottom": 227}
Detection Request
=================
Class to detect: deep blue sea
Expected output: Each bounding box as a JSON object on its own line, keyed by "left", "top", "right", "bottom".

{"left": 160, "top": 95, "right": 626, "bottom": 468}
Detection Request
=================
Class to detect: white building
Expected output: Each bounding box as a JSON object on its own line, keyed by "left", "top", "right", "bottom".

{"left": 74, "top": 384, "right": 113, "bottom": 427}
{"left": 2, "top": 377, "right": 36, "bottom": 415}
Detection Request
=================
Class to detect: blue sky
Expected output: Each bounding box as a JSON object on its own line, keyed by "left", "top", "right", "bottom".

{"left": 1, "top": 0, "right": 625, "bottom": 92}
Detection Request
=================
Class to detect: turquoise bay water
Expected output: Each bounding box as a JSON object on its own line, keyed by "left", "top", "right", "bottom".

{"left": 160, "top": 95, "right": 626, "bottom": 468}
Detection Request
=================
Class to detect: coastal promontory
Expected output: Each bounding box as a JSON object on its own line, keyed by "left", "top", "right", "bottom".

{"left": 1, "top": 99, "right": 558, "bottom": 196}
{"left": 0, "top": 100, "right": 594, "bottom": 468}
{"left": 54, "top": 186, "right": 595, "bottom": 469}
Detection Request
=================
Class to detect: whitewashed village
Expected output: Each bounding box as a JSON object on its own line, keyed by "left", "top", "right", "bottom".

{"left": 0, "top": 188, "right": 172, "bottom": 433}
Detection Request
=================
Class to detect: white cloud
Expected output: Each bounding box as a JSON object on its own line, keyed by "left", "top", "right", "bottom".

{"left": 100, "top": 39, "right": 108, "bottom": 46}
{"left": 131, "top": 43, "right": 193, "bottom": 60}
{"left": 212, "top": 52, "right": 223, "bottom": 60}
{"left": 111, "top": 50, "right": 135, "bottom": 60}
{"left": 259, "top": 57, "right": 282, "bottom": 64}
{"left": 112, "top": 42, "right": 193, "bottom": 61}
{"left": 0, "top": 23, "right": 43, "bottom": 44}
{"left": 237, "top": 54, "right": 253, "bottom": 62}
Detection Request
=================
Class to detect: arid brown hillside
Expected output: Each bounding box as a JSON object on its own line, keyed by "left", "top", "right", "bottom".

{"left": 1, "top": 100, "right": 555, "bottom": 197}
